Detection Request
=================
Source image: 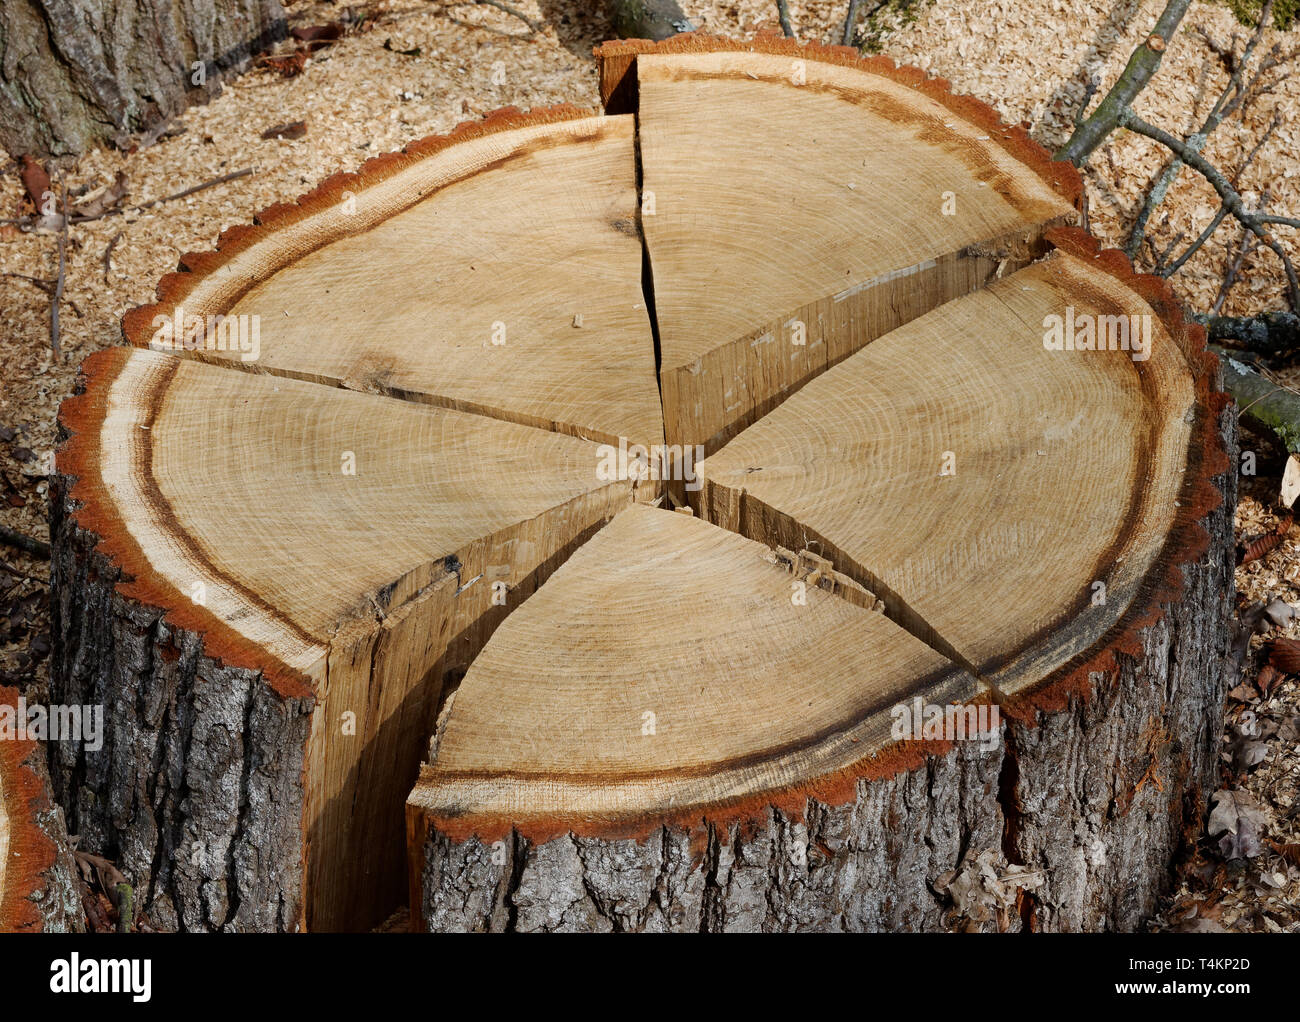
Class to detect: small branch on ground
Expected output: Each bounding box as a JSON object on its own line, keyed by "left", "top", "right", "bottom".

{"left": 1213, "top": 189, "right": 1272, "bottom": 312}
{"left": 102, "top": 231, "right": 123, "bottom": 285}
{"left": 0, "top": 525, "right": 51, "bottom": 560}
{"left": 1120, "top": 109, "right": 1299, "bottom": 309}
{"left": 1203, "top": 311, "right": 1300, "bottom": 362}
{"left": 842, "top": 0, "right": 864, "bottom": 45}
{"left": 1054, "top": 0, "right": 1194, "bottom": 165}
{"left": 1125, "top": 0, "right": 1276, "bottom": 258}
{"left": 1215, "top": 345, "right": 1300, "bottom": 453}
{"left": 69, "top": 167, "right": 253, "bottom": 224}
{"left": 473, "top": 0, "right": 542, "bottom": 34}
{"left": 776, "top": 0, "right": 794, "bottom": 37}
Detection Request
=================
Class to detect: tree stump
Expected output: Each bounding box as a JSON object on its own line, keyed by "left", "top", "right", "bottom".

{"left": 0, "top": 686, "right": 83, "bottom": 932}
{"left": 52, "top": 35, "right": 1235, "bottom": 933}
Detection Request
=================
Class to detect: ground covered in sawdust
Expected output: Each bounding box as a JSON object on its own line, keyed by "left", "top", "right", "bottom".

{"left": 1, "top": 0, "right": 1297, "bottom": 931}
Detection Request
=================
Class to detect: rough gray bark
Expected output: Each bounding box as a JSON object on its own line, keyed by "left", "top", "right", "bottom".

{"left": 606, "top": 0, "right": 694, "bottom": 40}
{"left": 416, "top": 404, "right": 1236, "bottom": 933}
{"left": 48, "top": 475, "right": 312, "bottom": 932}
{"left": 0, "top": 0, "right": 287, "bottom": 158}
{"left": 1005, "top": 400, "right": 1237, "bottom": 930}
{"left": 2, "top": 711, "right": 85, "bottom": 932}
{"left": 422, "top": 742, "right": 1004, "bottom": 933}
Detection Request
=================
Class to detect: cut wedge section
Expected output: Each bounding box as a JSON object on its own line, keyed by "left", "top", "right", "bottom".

{"left": 408, "top": 503, "right": 979, "bottom": 836}
{"left": 698, "top": 241, "right": 1199, "bottom": 696}
{"left": 599, "top": 37, "right": 1080, "bottom": 461}
{"left": 54, "top": 346, "right": 641, "bottom": 931}
{"left": 122, "top": 108, "right": 663, "bottom": 453}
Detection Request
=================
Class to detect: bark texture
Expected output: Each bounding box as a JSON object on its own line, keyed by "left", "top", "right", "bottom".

{"left": 415, "top": 405, "right": 1237, "bottom": 933}
{"left": 606, "top": 0, "right": 694, "bottom": 41}
{"left": 48, "top": 475, "right": 312, "bottom": 932}
{"left": 0, "top": 0, "right": 287, "bottom": 158}
{"left": 1, "top": 710, "right": 84, "bottom": 932}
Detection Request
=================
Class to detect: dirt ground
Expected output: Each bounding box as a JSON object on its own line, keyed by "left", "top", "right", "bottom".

{"left": 1, "top": 0, "right": 1297, "bottom": 931}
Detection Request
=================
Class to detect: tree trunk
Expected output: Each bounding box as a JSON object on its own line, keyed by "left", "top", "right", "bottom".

{"left": 1, "top": 686, "right": 84, "bottom": 933}
{"left": 52, "top": 36, "right": 1233, "bottom": 933}
{"left": 0, "top": 0, "right": 287, "bottom": 157}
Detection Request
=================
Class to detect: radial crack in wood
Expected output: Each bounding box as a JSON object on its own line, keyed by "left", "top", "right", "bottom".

{"left": 597, "top": 37, "right": 1081, "bottom": 473}
{"left": 52, "top": 347, "right": 642, "bottom": 931}
{"left": 121, "top": 108, "right": 663, "bottom": 454}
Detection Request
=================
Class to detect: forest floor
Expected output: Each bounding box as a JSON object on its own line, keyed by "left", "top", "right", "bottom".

{"left": 0, "top": 0, "right": 1297, "bottom": 931}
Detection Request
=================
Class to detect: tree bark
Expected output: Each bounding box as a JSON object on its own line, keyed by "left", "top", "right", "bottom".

{"left": 0, "top": 0, "right": 287, "bottom": 158}
{"left": 0, "top": 686, "right": 85, "bottom": 933}
{"left": 606, "top": 0, "right": 694, "bottom": 41}
{"left": 47, "top": 495, "right": 313, "bottom": 932}
{"left": 411, "top": 352, "right": 1237, "bottom": 934}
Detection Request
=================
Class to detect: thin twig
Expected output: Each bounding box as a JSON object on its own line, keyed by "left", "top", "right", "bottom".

{"left": 1164, "top": 205, "right": 1232, "bottom": 277}
{"left": 102, "top": 231, "right": 123, "bottom": 285}
{"left": 1260, "top": 213, "right": 1300, "bottom": 230}
{"left": 1214, "top": 190, "right": 1271, "bottom": 314}
{"left": 0, "top": 525, "right": 50, "bottom": 560}
{"left": 1073, "top": 75, "right": 1100, "bottom": 129}
{"left": 776, "top": 0, "right": 794, "bottom": 37}
{"left": 69, "top": 167, "right": 253, "bottom": 224}
{"left": 51, "top": 184, "right": 67, "bottom": 360}
{"left": 1163, "top": 114, "right": 1279, "bottom": 277}
{"left": 1121, "top": 109, "right": 1300, "bottom": 310}
{"left": 471, "top": 0, "right": 540, "bottom": 34}
{"left": 842, "top": 0, "right": 864, "bottom": 46}
{"left": 1, "top": 271, "right": 55, "bottom": 294}
{"left": 1125, "top": 0, "right": 1275, "bottom": 257}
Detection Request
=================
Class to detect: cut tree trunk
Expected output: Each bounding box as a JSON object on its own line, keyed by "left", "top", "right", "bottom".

{"left": 54, "top": 35, "right": 1234, "bottom": 933}
{"left": 0, "top": 0, "right": 287, "bottom": 158}
{"left": 0, "top": 686, "right": 84, "bottom": 932}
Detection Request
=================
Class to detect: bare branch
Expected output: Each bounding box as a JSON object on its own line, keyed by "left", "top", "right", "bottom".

{"left": 776, "top": 0, "right": 794, "bottom": 37}
{"left": 842, "top": 0, "right": 864, "bottom": 46}
{"left": 1121, "top": 109, "right": 1299, "bottom": 310}
{"left": 1125, "top": 0, "right": 1275, "bottom": 257}
{"left": 1054, "top": 0, "right": 1194, "bottom": 166}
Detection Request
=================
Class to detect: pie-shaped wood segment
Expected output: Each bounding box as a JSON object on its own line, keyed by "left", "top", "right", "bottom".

{"left": 53, "top": 346, "right": 640, "bottom": 932}
{"left": 408, "top": 504, "right": 979, "bottom": 830}
{"left": 122, "top": 108, "right": 663, "bottom": 453}
{"left": 697, "top": 245, "right": 1198, "bottom": 696}
{"left": 600, "top": 37, "right": 1079, "bottom": 460}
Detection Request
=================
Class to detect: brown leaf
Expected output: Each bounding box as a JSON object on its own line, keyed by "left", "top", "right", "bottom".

{"left": 1269, "top": 840, "right": 1300, "bottom": 869}
{"left": 259, "top": 49, "right": 311, "bottom": 77}
{"left": 73, "top": 848, "right": 126, "bottom": 892}
{"left": 1238, "top": 512, "right": 1293, "bottom": 565}
{"left": 291, "top": 23, "right": 343, "bottom": 45}
{"left": 1257, "top": 663, "right": 1283, "bottom": 695}
{"left": 1266, "top": 636, "right": 1300, "bottom": 674}
{"left": 261, "top": 120, "right": 308, "bottom": 141}
{"left": 18, "top": 154, "right": 51, "bottom": 212}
